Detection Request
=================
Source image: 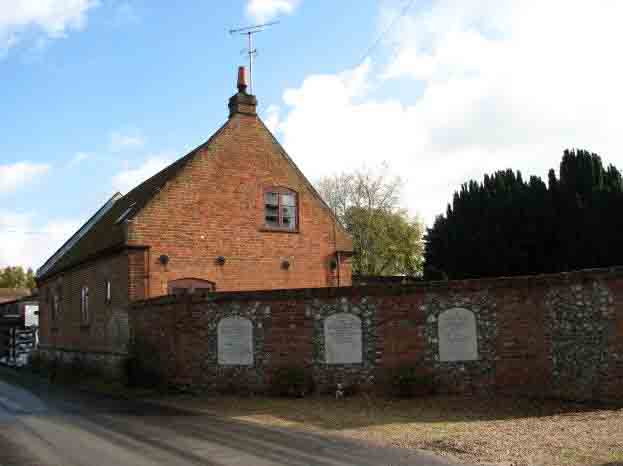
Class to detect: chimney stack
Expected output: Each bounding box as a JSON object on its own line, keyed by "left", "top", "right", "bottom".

{"left": 229, "top": 66, "right": 257, "bottom": 117}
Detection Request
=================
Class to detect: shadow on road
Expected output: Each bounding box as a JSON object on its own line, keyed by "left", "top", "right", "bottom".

{"left": 153, "top": 392, "right": 623, "bottom": 431}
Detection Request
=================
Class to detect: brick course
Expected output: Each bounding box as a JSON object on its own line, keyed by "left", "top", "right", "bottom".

{"left": 131, "top": 267, "right": 623, "bottom": 402}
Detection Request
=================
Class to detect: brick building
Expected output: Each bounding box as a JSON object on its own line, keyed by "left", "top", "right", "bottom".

{"left": 36, "top": 68, "right": 352, "bottom": 367}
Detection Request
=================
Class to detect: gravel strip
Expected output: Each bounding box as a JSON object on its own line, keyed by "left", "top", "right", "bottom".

{"left": 152, "top": 395, "right": 623, "bottom": 466}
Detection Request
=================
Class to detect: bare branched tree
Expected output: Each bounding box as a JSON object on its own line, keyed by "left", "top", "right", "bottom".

{"left": 317, "top": 164, "right": 424, "bottom": 277}
{"left": 317, "top": 164, "right": 401, "bottom": 217}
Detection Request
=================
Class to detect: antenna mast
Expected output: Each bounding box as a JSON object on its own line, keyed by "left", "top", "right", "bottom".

{"left": 229, "top": 21, "right": 278, "bottom": 94}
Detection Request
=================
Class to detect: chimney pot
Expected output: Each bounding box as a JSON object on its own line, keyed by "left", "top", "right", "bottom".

{"left": 237, "top": 66, "right": 248, "bottom": 93}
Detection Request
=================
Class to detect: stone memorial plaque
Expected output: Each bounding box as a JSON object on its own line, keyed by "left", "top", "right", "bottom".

{"left": 324, "top": 313, "right": 362, "bottom": 364}
{"left": 218, "top": 317, "right": 253, "bottom": 365}
{"left": 438, "top": 308, "right": 478, "bottom": 362}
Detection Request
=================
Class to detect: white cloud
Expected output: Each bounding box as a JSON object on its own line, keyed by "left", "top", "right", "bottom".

{"left": 263, "top": 104, "right": 281, "bottom": 134}
{"left": 246, "top": 0, "right": 300, "bottom": 23}
{"left": 269, "top": 0, "right": 623, "bottom": 225}
{"left": 0, "top": 210, "right": 82, "bottom": 269}
{"left": 109, "top": 130, "right": 144, "bottom": 152}
{"left": 0, "top": 162, "right": 49, "bottom": 195}
{"left": 67, "top": 151, "right": 90, "bottom": 167}
{"left": 112, "top": 153, "right": 175, "bottom": 194}
{"left": 0, "top": 0, "right": 98, "bottom": 54}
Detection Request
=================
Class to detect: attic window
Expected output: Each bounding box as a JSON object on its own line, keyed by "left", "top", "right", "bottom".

{"left": 264, "top": 188, "right": 298, "bottom": 231}
{"left": 115, "top": 204, "right": 136, "bottom": 224}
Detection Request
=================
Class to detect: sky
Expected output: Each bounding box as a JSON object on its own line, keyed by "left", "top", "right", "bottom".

{"left": 1, "top": 0, "right": 622, "bottom": 271}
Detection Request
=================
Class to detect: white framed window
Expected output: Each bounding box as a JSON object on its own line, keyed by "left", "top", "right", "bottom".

{"left": 81, "top": 286, "right": 89, "bottom": 324}
{"left": 53, "top": 294, "right": 60, "bottom": 321}
{"left": 105, "top": 280, "right": 112, "bottom": 305}
{"left": 263, "top": 187, "right": 298, "bottom": 231}
{"left": 52, "top": 285, "right": 62, "bottom": 322}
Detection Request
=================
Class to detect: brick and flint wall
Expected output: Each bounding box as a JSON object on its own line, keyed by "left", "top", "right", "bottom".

{"left": 131, "top": 267, "right": 623, "bottom": 402}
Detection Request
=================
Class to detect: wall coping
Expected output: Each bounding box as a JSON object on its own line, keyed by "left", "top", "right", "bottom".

{"left": 38, "top": 344, "right": 129, "bottom": 357}
{"left": 130, "top": 266, "right": 623, "bottom": 309}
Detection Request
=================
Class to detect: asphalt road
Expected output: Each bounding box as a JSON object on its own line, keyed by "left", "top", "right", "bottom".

{"left": 0, "top": 376, "right": 460, "bottom": 466}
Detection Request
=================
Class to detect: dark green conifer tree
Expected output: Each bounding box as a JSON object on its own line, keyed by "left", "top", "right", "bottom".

{"left": 424, "top": 149, "right": 623, "bottom": 279}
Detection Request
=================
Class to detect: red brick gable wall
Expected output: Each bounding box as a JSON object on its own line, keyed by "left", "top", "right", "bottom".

{"left": 127, "top": 112, "right": 352, "bottom": 295}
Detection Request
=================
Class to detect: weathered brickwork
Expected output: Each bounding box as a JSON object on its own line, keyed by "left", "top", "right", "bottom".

{"left": 493, "top": 286, "right": 552, "bottom": 396}
{"left": 127, "top": 112, "right": 352, "bottom": 295}
{"left": 131, "top": 268, "right": 623, "bottom": 402}
{"left": 37, "top": 251, "right": 131, "bottom": 373}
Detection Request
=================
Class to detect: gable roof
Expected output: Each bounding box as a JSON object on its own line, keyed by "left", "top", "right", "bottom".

{"left": 37, "top": 107, "right": 351, "bottom": 281}
{"left": 37, "top": 122, "right": 228, "bottom": 281}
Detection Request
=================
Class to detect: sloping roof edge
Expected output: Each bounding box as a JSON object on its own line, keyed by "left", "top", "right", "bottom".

{"left": 36, "top": 192, "right": 123, "bottom": 279}
{"left": 256, "top": 118, "right": 353, "bottom": 244}
{"left": 37, "top": 121, "right": 231, "bottom": 281}
{"left": 123, "top": 120, "right": 231, "bottom": 223}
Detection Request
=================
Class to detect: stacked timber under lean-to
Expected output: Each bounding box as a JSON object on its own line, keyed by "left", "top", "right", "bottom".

{"left": 35, "top": 67, "right": 353, "bottom": 375}
{"left": 0, "top": 294, "right": 39, "bottom": 367}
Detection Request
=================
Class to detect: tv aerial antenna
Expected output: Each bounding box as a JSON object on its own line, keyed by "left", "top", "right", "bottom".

{"left": 229, "top": 21, "right": 279, "bottom": 94}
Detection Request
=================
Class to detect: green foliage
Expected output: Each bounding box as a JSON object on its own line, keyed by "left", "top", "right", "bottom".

{"left": 345, "top": 207, "right": 424, "bottom": 276}
{"left": 28, "top": 354, "right": 102, "bottom": 384}
{"left": 124, "top": 338, "right": 163, "bottom": 388}
{"left": 26, "top": 353, "right": 59, "bottom": 379}
{"left": 390, "top": 367, "right": 436, "bottom": 398}
{"left": 124, "top": 354, "right": 162, "bottom": 388}
{"left": 271, "top": 367, "right": 313, "bottom": 397}
{"left": 317, "top": 165, "right": 425, "bottom": 276}
{"left": 68, "top": 357, "right": 101, "bottom": 379}
{"left": 0, "top": 266, "right": 36, "bottom": 289}
{"left": 27, "top": 352, "right": 45, "bottom": 374}
{"left": 47, "top": 357, "right": 102, "bottom": 384}
{"left": 425, "top": 149, "right": 623, "bottom": 278}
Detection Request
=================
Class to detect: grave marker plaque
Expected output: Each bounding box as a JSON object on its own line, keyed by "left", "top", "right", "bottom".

{"left": 438, "top": 307, "right": 478, "bottom": 362}
{"left": 324, "top": 313, "right": 362, "bottom": 364}
{"left": 218, "top": 317, "right": 253, "bottom": 365}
